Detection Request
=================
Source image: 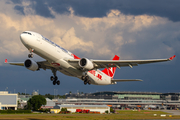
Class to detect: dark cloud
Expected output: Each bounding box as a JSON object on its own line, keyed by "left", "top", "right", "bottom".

{"left": 30, "top": 0, "right": 55, "bottom": 18}
{"left": 12, "top": 0, "right": 55, "bottom": 18}
{"left": 117, "top": 0, "right": 180, "bottom": 22}
{"left": 10, "top": 0, "right": 22, "bottom": 4}
{"left": 11, "top": 0, "right": 180, "bottom": 22}
{"left": 14, "top": 5, "right": 25, "bottom": 15}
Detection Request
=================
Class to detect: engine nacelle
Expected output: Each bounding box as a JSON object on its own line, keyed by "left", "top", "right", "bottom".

{"left": 24, "top": 59, "right": 39, "bottom": 71}
{"left": 79, "top": 58, "right": 94, "bottom": 70}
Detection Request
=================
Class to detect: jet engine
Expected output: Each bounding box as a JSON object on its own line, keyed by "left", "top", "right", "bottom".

{"left": 79, "top": 58, "right": 94, "bottom": 70}
{"left": 24, "top": 59, "right": 39, "bottom": 71}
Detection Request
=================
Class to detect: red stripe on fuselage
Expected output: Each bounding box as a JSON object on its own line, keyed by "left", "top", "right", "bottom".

{"left": 51, "top": 63, "right": 60, "bottom": 67}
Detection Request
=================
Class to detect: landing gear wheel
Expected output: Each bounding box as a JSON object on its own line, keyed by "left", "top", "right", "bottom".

{"left": 28, "top": 54, "right": 31, "bottom": 58}
{"left": 84, "top": 81, "right": 87, "bottom": 85}
{"left": 50, "top": 76, "right": 54, "bottom": 81}
{"left": 85, "top": 76, "right": 89, "bottom": 80}
{"left": 28, "top": 54, "right": 33, "bottom": 58}
{"left": 53, "top": 81, "right": 56, "bottom": 85}
{"left": 84, "top": 80, "right": 88, "bottom": 85}
{"left": 81, "top": 76, "right": 85, "bottom": 80}
{"left": 57, "top": 80, "right": 60, "bottom": 85}
{"left": 88, "top": 80, "right": 91, "bottom": 85}
{"left": 54, "top": 76, "right": 58, "bottom": 81}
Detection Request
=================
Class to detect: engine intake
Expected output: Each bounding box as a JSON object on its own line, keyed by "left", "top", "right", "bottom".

{"left": 79, "top": 58, "right": 94, "bottom": 70}
{"left": 24, "top": 59, "right": 39, "bottom": 71}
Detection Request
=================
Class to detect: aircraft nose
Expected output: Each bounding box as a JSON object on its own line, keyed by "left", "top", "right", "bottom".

{"left": 20, "top": 33, "right": 28, "bottom": 44}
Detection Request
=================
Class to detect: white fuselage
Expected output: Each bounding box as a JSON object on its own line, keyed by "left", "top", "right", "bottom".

{"left": 20, "top": 31, "right": 112, "bottom": 85}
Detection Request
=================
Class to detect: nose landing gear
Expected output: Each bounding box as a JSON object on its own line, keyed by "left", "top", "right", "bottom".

{"left": 28, "top": 49, "right": 34, "bottom": 58}
{"left": 51, "top": 69, "right": 60, "bottom": 85}
{"left": 28, "top": 54, "right": 33, "bottom": 58}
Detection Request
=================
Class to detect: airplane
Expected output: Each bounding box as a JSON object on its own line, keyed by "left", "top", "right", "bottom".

{"left": 5, "top": 31, "right": 176, "bottom": 86}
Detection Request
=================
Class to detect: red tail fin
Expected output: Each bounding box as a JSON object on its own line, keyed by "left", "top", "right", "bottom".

{"left": 102, "top": 55, "right": 120, "bottom": 78}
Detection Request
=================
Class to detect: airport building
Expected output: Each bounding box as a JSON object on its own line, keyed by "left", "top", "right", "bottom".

{"left": 41, "top": 98, "right": 55, "bottom": 109}
{"left": 0, "top": 91, "right": 18, "bottom": 110}
{"left": 2, "top": 90, "right": 179, "bottom": 111}
{"left": 50, "top": 104, "right": 110, "bottom": 114}
{"left": 58, "top": 91, "right": 180, "bottom": 110}
{"left": 65, "top": 91, "right": 162, "bottom": 100}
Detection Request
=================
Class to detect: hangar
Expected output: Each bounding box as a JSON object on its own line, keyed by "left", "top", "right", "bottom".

{"left": 60, "top": 104, "right": 110, "bottom": 113}
{"left": 0, "top": 91, "right": 18, "bottom": 110}
{"left": 50, "top": 104, "right": 110, "bottom": 114}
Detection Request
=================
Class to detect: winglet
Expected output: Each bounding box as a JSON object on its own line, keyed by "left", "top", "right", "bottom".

{"left": 113, "top": 55, "right": 120, "bottom": 60}
{"left": 5, "top": 59, "right": 8, "bottom": 63}
{"left": 169, "top": 55, "right": 176, "bottom": 60}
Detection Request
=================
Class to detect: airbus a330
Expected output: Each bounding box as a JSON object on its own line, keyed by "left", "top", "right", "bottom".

{"left": 5, "top": 31, "right": 176, "bottom": 85}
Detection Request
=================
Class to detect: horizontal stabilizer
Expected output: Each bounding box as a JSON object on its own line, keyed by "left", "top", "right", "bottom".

{"left": 112, "top": 79, "right": 143, "bottom": 82}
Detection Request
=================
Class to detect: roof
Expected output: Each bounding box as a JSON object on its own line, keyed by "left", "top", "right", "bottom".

{"left": 59, "top": 104, "right": 109, "bottom": 108}
{"left": 52, "top": 106, "right": 60, "bottom": 109}
{"left": 91, "top": 91, "right": 162, "bottom": 95}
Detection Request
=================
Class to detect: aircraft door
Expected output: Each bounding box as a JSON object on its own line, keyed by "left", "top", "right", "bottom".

{"left": 35, "top": 34, "right": 42, "bottom": 44}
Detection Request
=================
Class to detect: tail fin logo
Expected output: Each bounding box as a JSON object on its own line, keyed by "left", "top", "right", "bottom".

{"left": 102, "top": 55, "right": 119, "bottom": 78}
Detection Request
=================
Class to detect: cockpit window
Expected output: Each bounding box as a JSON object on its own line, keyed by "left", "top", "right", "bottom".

{"left": 22, "top": 32, "right": 32, "bottom": 35}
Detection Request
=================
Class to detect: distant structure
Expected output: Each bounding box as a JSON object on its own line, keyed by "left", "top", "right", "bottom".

{"left": 65, "top": 91, "right": 180, "bottom": 101}
{"left": 32, "top": 90, "right": 39, "bottom": 96}
{"left": 41, "top": 98, "right": 55, "bottom": 109}
{"left": 50, "top": 105, "right": 110, "bottom": 114}
{"left": 65, "top": 91, "right": 162, "bottom": 100}
{"left": 18, "top": 90, "right": 40, "bottom": 109}
{"left": 62, "top": 91, "right": 180, "bottom": 110}
{"left": 4, "top": 90, "right": 180, "bottom": 110}
{"left": 0, "top": 91, "right": 18, "bottom": 110}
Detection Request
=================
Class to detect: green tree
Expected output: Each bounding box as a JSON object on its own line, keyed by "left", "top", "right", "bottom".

{"left": 27, "top": 95, "right": 46, "bottom": 111}
{"left": 110, "top": 108, "right": 114, "bottom": 113}
{"left": 44, "top": 93, "right": 54, "bottom": 99}
{"left": 61, "top": 108, "right": 67, "bottom": 112}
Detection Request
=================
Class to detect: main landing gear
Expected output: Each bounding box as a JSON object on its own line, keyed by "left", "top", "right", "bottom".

{"left": 28, "top": 49, "right": 34, "bottom": 58}
{"left": 51, "top": 69, "right": 60, "bottom": 85}
{"left": 81, "top": 74, "right": 91, "bottom": 85}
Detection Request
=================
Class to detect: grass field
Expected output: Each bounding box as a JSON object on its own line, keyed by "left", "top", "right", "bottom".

{"left": 0, "top": 110, "right": 180, "bottom": 120}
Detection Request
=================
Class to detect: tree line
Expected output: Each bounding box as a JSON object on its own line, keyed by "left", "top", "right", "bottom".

{"left": 18, "top": 93, "right": 66, "bottom": 99}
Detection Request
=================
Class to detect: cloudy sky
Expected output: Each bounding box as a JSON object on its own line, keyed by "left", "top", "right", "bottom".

{"left": 0, "top": 0, "right": 179, "bottom": 95}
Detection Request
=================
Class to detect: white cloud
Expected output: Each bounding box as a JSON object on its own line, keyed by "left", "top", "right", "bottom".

{"left": 52, "top": 27, "right": 94, "bottom": 52}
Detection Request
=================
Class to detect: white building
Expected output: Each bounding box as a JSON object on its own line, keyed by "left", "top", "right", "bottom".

{"left": 0, "top": 91, "right": 18, "bottom": 110}
{"left": 41, "top": 98, "right": 55, "bottom": 109}
{"left": 58, "top": 104, "right": 110, "bottom": 114}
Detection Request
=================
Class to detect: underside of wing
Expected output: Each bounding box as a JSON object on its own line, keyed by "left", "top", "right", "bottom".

{"left": 93, "top": 55, "right": 175, "bottom": 69}
{"left": 4, "top": 59, "right": 52, "bottom": 69}
{"left": 6, "top": 62, "right": 24, "bottom": 66}
{"left": 66, "top": 55, "right": 176, "bottom": 69}
{"left": 4, "top": 59, "right": 24, "bottom": 66}
{"left": 37, "top": 61, "right": 52, "bottom": 69}
{"left": 112, "top": 79, "right": 143, "bottom": 82}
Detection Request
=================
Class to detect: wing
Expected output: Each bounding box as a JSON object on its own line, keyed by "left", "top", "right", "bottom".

{"left": 66, "top": 55, "right": 176, "bottom": 69}
{"left": 4, "top": 59, "right": 52, "bottom": 69}
{"left": 4, "top": 59, "right": 24, "bottom": 66}
{"left": 112, "top": 79, "right": 143, "bottom": 82}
